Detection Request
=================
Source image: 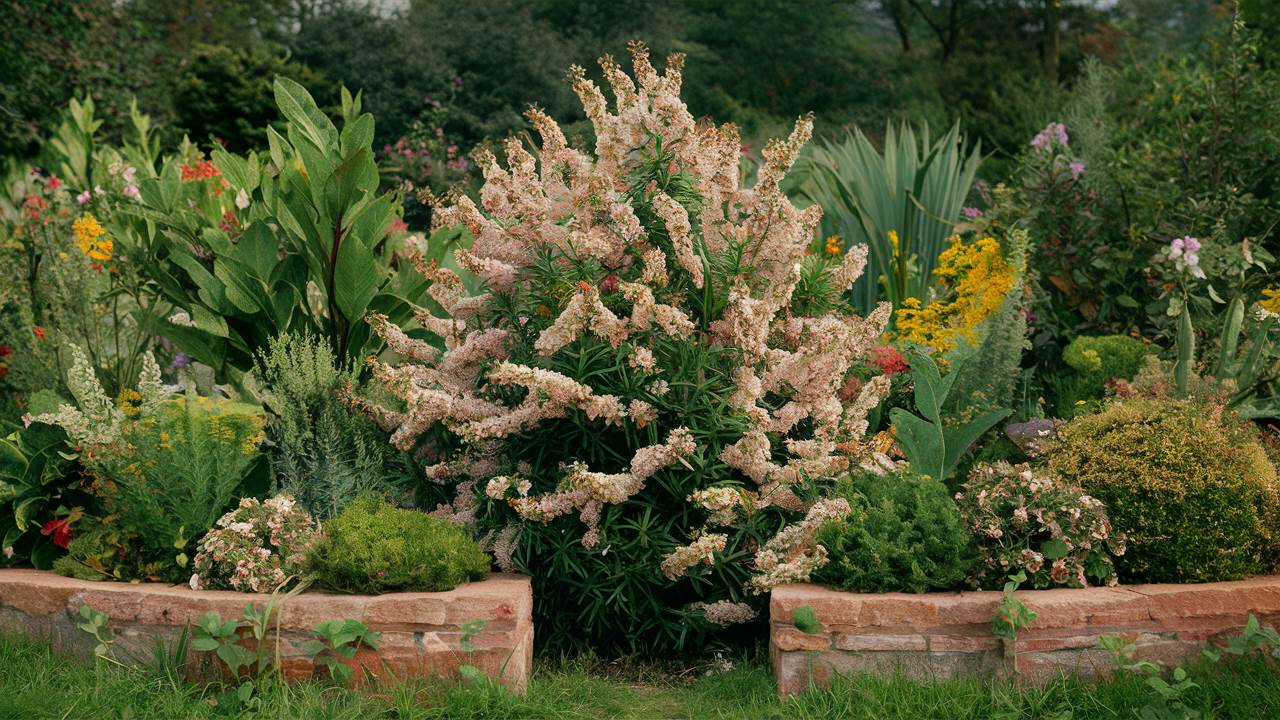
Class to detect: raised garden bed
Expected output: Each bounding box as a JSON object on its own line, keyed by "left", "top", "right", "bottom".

{"left": 0, "top": 569, "right": 532, "bottom": 692}
{"left": 770, "top": 576, "right": 1280, "bottom": 696}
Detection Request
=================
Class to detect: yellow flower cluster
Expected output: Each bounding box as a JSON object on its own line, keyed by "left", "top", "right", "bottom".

{"left": 1260, "top": 287, "right": 1280, "bottom": 317}
{"left": 894, "top": 235, "right": 1015, "bottom": 354}
{"left": 73, "top": 213, "right": 112, "bottom": 262}
{"left": 823, "top": 235, "right": 842, "bottom": 256}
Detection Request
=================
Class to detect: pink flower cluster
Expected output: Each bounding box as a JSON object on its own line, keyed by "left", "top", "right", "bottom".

{"left": 955, "top": 462, "right": 1125, "bottom": 589}
{"left": 362, "top": 42, "right": 894, "bottom": 603}
{"left": 190, "top": 496, "right": 320, "bottom": 593}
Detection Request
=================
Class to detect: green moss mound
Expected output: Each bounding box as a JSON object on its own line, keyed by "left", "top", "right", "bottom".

{"left": 813, "top": 470, "right": 975, "bottom": 593}
{"left": 309, "top": 498, "right": 490, "bottom": 594}
{"left": 1049, "top": 399, "right": 1280, "bottom": 583}
{"left": 1056, "top": 334, "right": 1149, "bottom": 415}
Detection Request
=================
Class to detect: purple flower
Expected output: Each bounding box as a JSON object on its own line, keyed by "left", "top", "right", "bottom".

{"left": 171, "top": 352, "right": 190, "bottom": 369}
{"left": 76, "top": 190, "right": 91, "bottom": 205}
{"left": 1031, "top": 122, "right": 1069, "bottom": 151}
{"left": 961, "top": 207, "right": 982, "bottom": 219}
{"left": 1069, "top": 162, "right": 1085, "bottom": 179}
{"left": 1168, "top": 236, "right": 1205, "bottom": 279}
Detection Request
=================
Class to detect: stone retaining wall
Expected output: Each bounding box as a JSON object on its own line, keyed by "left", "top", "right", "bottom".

{"left": 770, "top": 577, "right": 1280, "bottom": 696}
{"left": 0, "top": 569, "right": 532, "bottom": 692}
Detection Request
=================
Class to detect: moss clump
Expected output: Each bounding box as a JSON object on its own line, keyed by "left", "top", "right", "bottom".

{"left": 1049, "top": 399, "right": 1280, "bottom": 583}
{"left": 1056, "top": 334, "right": 1149, "bottom": 415}
{"left": 309, "top": 498, "right": 489, "bottom": 594}
{"left": 812, "top": 470, "right": 975, "bottom": 593}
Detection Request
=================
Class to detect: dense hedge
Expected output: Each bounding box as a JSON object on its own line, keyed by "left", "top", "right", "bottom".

{"left": 1050, "top": 400, "right": 1280, "bottom": 583}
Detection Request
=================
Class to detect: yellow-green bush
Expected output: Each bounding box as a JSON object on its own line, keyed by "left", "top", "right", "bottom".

{"left": 1049, "top": 399, "right": 1280, "bottom": 583}
{"left": 309, "top": 498, "right": 489, "bottom": 594}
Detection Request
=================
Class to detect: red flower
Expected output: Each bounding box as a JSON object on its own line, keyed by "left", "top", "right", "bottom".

{"left": 48, "top": 175, "right": 61, "bottom": 190}
{"left": 0, "top": 344, "right": 11, "bottom": 358}
{"left": 32, "top": 326, "right": 46, "bottom": 341}
{"left": 41, "top": 517, "right": 73, "bottom": 549}
{"left": 0, "top": 367, "right": 8, "bottom": 380}
{"left": 869, "top": 345, "right": 909, "bottom": 376}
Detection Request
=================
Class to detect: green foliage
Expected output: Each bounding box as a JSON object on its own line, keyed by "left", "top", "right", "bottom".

{"left": 890, "top": 350, "right": 1011, "bottom": 483}
{"left": 32, "top": 349, "right": 265, "bottom": 581}
{"left": 1050, "top": 399, "right": 1280, "bottom": 583}
{"left": 792, "top": 605, "right": 820, "bottom": 635}
{"left": 789, "top": 122, "right": 983, "bottom": 313}
{"left": 0, "top": 392, "right": 82, "bottom": 568}
{"left": 74, "top": 604, "right": 117, "bottom": 663}
{"left": 309, "top": 498, "right": 489, "bottom": 595}
{"left": 172, "top": 44, "right": 328, "bottom": 153}
{"left": 1056, "top": 334, "right": 1148, "bottom": 414}
{"left": 813, "top": 469, "right": 973, "bottom": 594}
{"left": 254, "top": 332, "right": 417, "bottom": 518}
{"left": 120, "top": 79, "right": 439, "bottom": 381}
{"left": 299, "top": 619, "right": 381, "bottom": 684}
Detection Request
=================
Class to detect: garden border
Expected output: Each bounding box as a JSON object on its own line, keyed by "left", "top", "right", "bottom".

{"left": 0, "top": 569, "right": 532, "bottom": 692}
{"left": 770, "top": 576, "right": 1280, "bottom": 696}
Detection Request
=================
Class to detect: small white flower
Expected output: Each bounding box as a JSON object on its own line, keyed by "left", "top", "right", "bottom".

{"left": 235, "top": 189, "right": 250, "bottom": 210}
{"left": 189, "top": 573, "right": 200, "bottom": 591}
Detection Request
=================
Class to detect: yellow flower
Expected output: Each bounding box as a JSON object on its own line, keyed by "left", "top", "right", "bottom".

{"left": 887, "top": 230, "right": 900, "bottom": 253}
{"left": 116, "top": 388, "right": 143, "bottom": 416}
{"left": 824, "top": 235, "right": 842, "bottom": 256}
{"left": 892, "top": 235, "right": 1015, "bottom": 355}
{"left": 72, "top": 213, "right": 112, "bottom": 262}
{"left": 1260, "top": 287, "right": 1280, "bottom": 317}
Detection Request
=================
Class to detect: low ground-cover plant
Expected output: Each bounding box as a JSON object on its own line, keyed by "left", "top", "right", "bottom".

{"left": 309, "top": 497, "right": 489, "bottom": 594}
{"left": 191, "top": 495, "right": 320, "bottom": 593}
{"left": 357, "top": 43, "right": 893, "bottom": 654}
{"left": 0, "top": 390, "right": 84, "bottom": 568}
{"left": 956, "top": 461, "right": 1125, "bottom": 589}
{"left": 1050, "top": 399, "right": 1280, "bottom": 583}
{"left": 812, "top": 468, "right": 973, "bottom": 593}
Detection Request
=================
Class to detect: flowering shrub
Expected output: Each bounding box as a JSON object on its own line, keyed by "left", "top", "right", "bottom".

{"left": 894, "top": 234, "right": 1016, "bottom": 355}
{"left": 358, "top": 43, "right": 891, "bottom": 654}
{"left": 191, "top": 496, "right": 320, "bottom": 593}
{"left": 29, "top": 346, "right": 265, "bottom": 581}
{"left": 955, "top": 461, "right": 1125, "bottom": 589}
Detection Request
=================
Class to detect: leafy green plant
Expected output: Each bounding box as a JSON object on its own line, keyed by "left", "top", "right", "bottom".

{"left": 120, "top": 78, "right": 450, "bottom": 381}
{"left": 300, "top": 619, "right": 381, "bottom": 684}
{"left": 991, "top": 572, "right": 1037, "bottom": 675}
{"left": 192, "top": 611, "right": 258, "bottom": 680}
{"left": 890, "top": 350, "right": 1011, "bottom": 482}
{"left": 812, "top": 469, "right": 973, "bottom": 593}
{"left": 31, "top": 347, "right": 266, "bottom": 581}
{"left": 1101, "top": 635, "right": 1202, "bottom": 720}
{"left": 75, "top": 604, "right": 120, "bottom": 665}
{"left": 0, "top": 393, "right": 81, "bottom": 568}
{"left": 254, "top": 332, "right": 417, "bottom": 518}
{"left": 308, "top": 497, "right": 489, "bottom": 594}
{"left": 1055, "top": 334, "right": 1148, "bottom": 415}
{"left": 790, "top": 121, "right": 983, "bottom": 313}
{"left": 1050, "top": 399, "right": 1280, "bottom": 583}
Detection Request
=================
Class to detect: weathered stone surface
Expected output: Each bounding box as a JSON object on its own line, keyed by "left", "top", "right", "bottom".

{"left": 0, "top": 569, "right": 532, "bottom": 693}
{"left": 772, "top": 576, "right": 1280, "bottom": 696}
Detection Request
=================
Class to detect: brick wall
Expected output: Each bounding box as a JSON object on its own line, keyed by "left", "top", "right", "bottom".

{"left": 0, "top": 569, "right": 533, "bottom": 692}
{"left": 770, "top": 577, "right": 1280, "bottom": 696}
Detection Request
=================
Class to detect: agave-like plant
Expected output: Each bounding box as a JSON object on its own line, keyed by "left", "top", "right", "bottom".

{"left": 790, "top": 122, "right": 983, "bottom": 314}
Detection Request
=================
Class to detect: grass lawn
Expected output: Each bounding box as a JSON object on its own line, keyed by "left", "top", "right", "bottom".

{"left": 2, "top": 633, "right": 1279, "bottom": 719}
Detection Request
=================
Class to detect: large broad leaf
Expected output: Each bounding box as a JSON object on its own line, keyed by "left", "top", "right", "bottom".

{"left": 0, "top": 435, "right": 29, "bottom": 484}
{"left": 889, "top": 408, "right": 944, "bottom": 481}
{"left": 273, "top": 77, "right": 336, "bottom": 152}
{"left": 942, "top": 408, "right": 1012, "bottom": 477}
{"left": 332, "top": 234, "right": 381, "bottom": 326}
